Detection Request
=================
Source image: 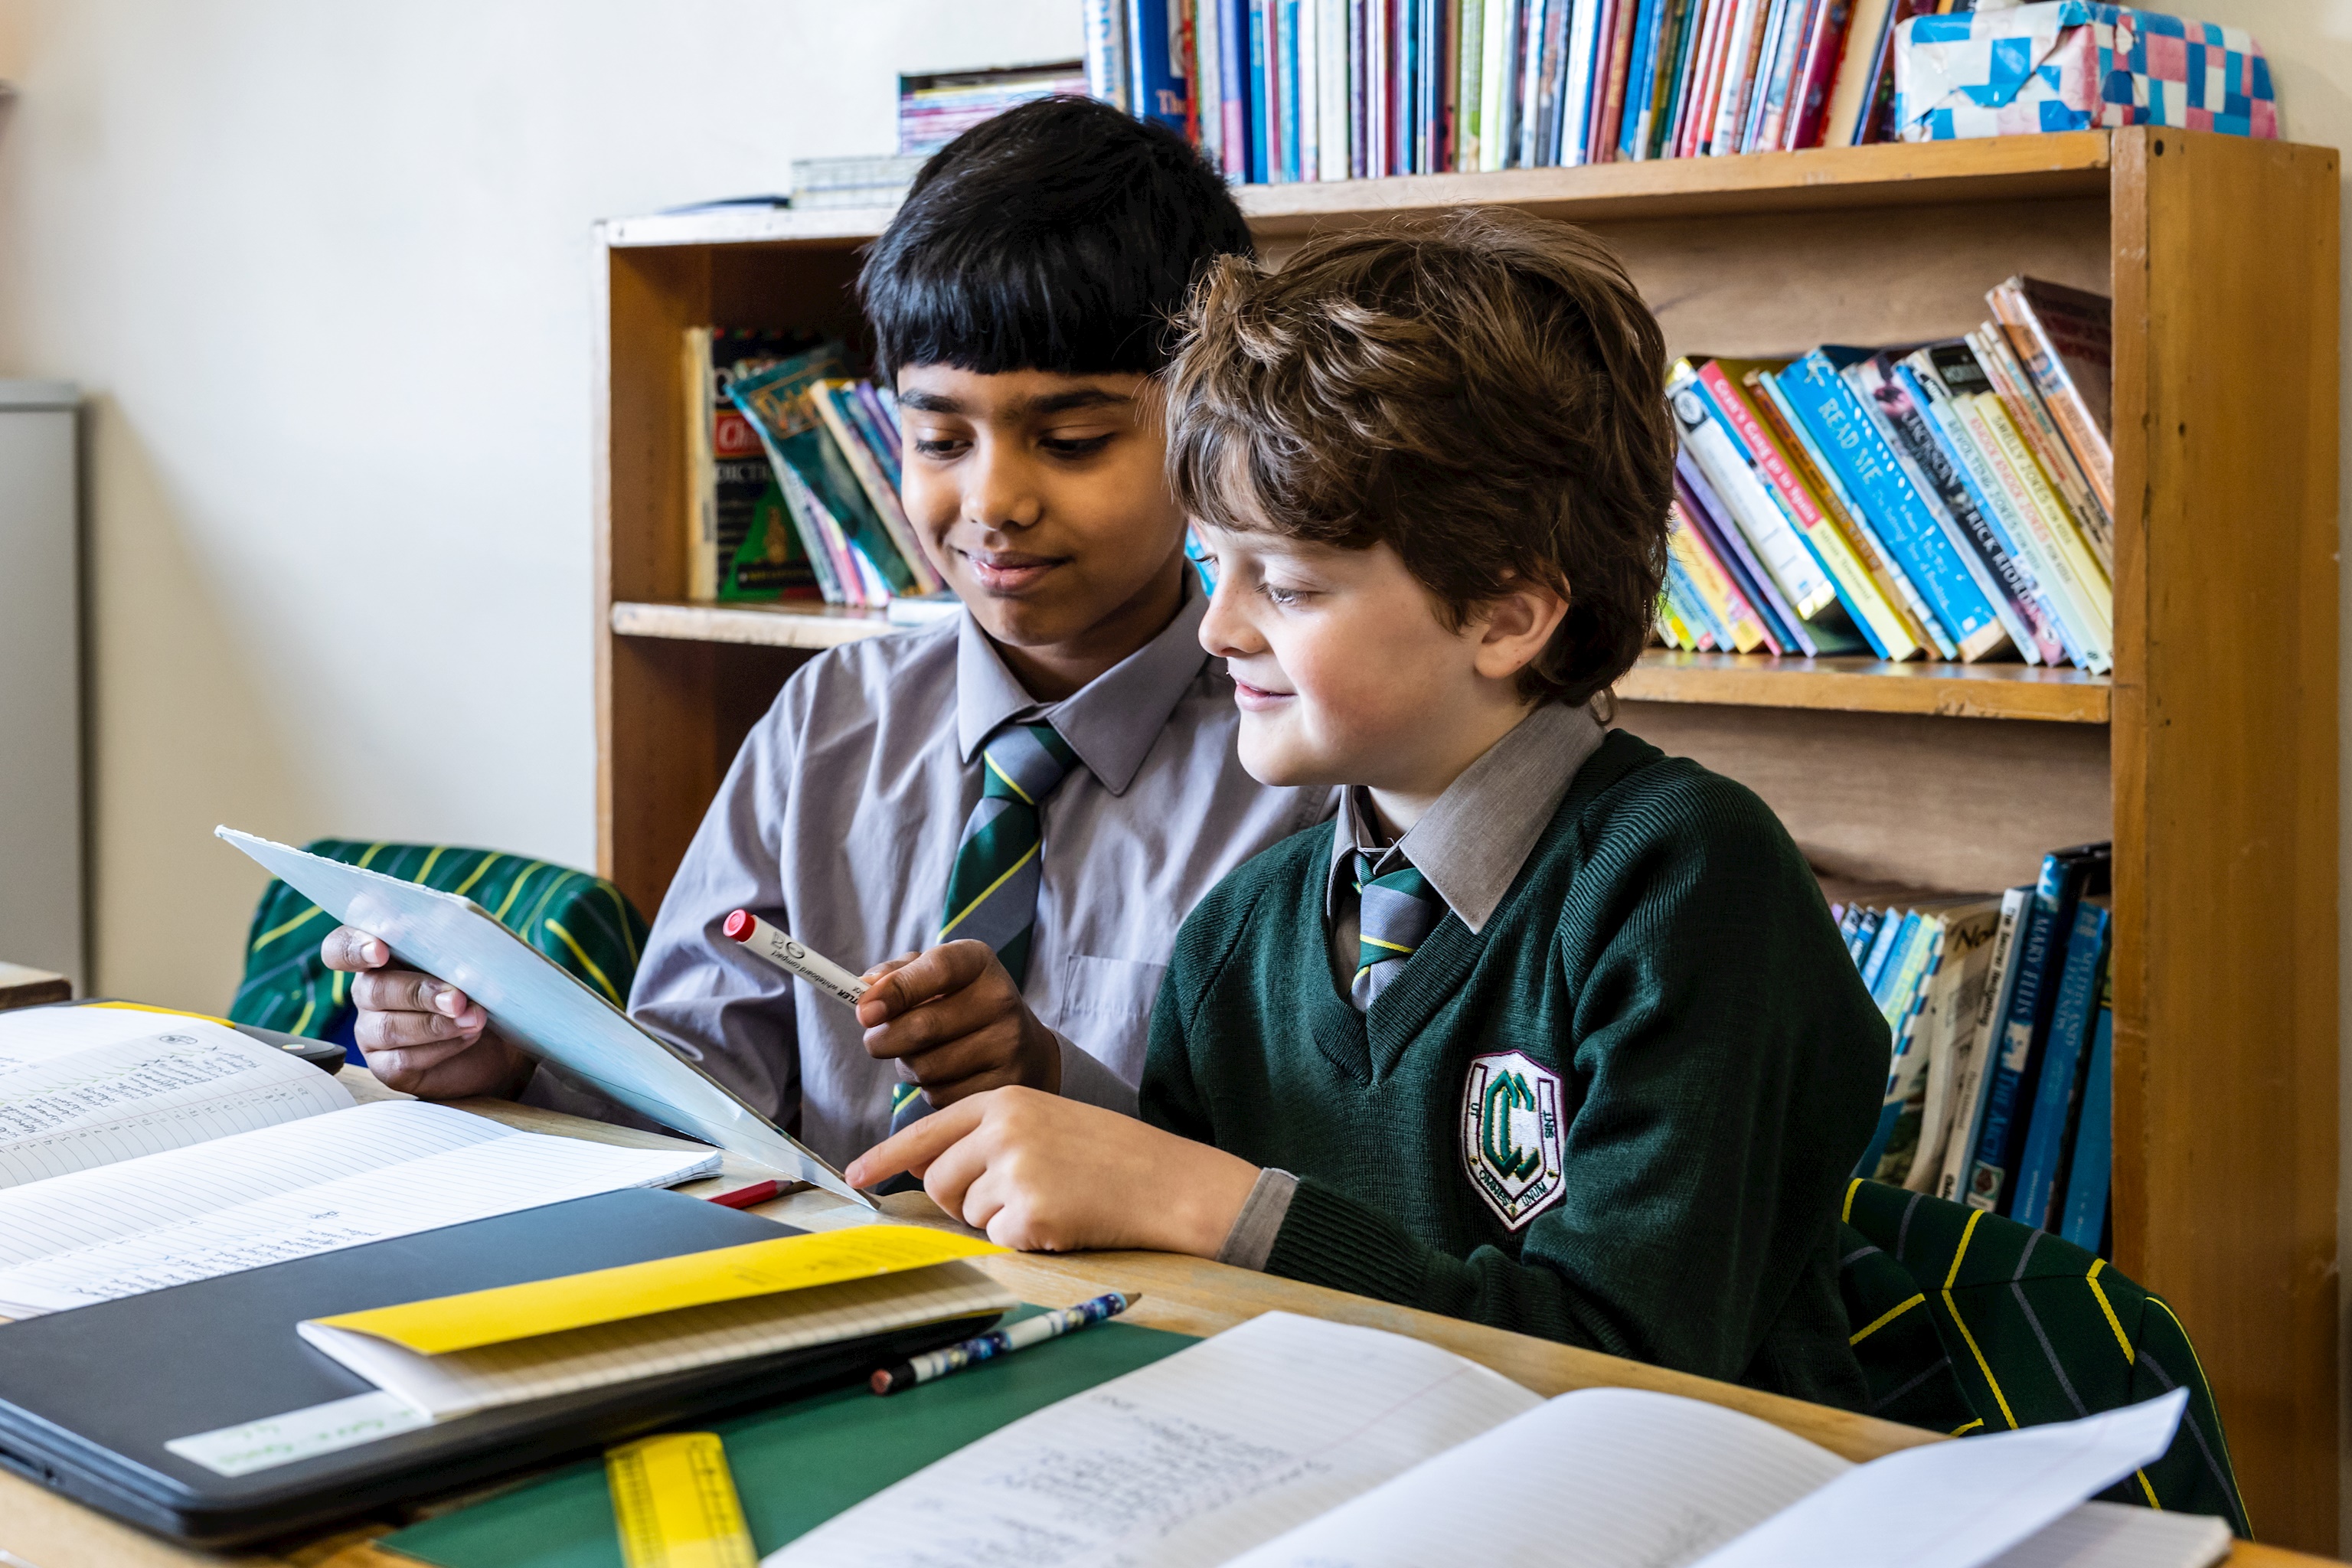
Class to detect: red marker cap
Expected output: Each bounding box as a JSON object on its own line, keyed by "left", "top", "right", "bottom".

{"left": 723, "top": 910, "right": 754, "bottom": 942}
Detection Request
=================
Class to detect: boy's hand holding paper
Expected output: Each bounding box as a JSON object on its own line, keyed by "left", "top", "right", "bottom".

{"left": 846, "top": 1087, "right": 1259, "bottom": 1254}
{"left": 322, "top": 926, "right": 534, "bottom": 1100}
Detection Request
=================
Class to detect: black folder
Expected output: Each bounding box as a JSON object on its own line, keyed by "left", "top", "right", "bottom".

{"left": 0, "top": 1187, "right": 996, "bottom": 1547}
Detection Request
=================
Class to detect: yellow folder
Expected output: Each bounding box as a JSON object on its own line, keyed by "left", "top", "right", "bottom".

{"left": 313, "top": 1225, "right": 1004, "bottom": 1355}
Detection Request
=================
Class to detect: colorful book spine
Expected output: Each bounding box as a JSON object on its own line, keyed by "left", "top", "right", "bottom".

{"left": 1776, "top": 351, "right": 2007, "bottom": 662}
{"left": 1965, "top": 844, "right": 2109, "bottom": 1213}
{"left": 1129, "top": 0, "right": 1192, "bottom": 132}
{"left": 1969, "top": 325, "right": 2115, "bottom": 576}
{"left": 1990, "top": 276, "right": 2114, "bottom": 518}
{"left": 1668, "top": 500, "right": 1772, "bottom": 652}
{"left": 2010, "top": 898, "right": 2110, "bottom": 1230}
{"left": 1562, "top": 0, "right": 1604, "bottom": 164}
{"left": 1782, "top": 0, "right": 1850, "bottom": 148}
{"left": 1938, "top": 885, "right": 2029, "bottom": 1202}
{"left": 2060, "top": 989, "right": 2114, "bottom": 1253}
{"left": 1085, "top": 0, "right": 1133, "bottom": 110}
{"left": 1669, "top": 368, "right": 1839, "bottom": 620}
{"left": 1675, "top": 458, "right": 1798, "bottom": 653}
{"left": 1698, "top": 361, "right": 1915, "bottom": 660}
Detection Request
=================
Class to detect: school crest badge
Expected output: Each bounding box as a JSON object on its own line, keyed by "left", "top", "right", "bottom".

{"left": 1460, "top": 1051, "right": 1565, "bottom": 1230}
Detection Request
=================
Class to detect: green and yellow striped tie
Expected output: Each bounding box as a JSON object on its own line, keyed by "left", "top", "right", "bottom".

{"left": 890, "top": 721, "right": 1081, "bottom": 1132}
{"left": 1351, "top": 851, "right": 1441, "bottom": 1011}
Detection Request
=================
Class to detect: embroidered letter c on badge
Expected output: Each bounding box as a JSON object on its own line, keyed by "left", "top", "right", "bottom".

{"left": 1460, "top": 1050, "right": 1565, "bottom": 1230}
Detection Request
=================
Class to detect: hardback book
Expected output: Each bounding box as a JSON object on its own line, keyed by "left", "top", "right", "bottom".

{"left": 1966, "top": 844, "right": 2112, "bottom": 1214}
{"left": 1990, "top": 275, "right": 2115, "bottom": 518}
{"left": 2011, "top": 896, "right": 2112, "bottom": 1230}
{"left": 683, "top": 327, "right": 822, "bottom": 603}
{"left": 1896, "top": 898, "right": 2005, "bottom": 1192}
{"left": 2060, "top": 978, "right": 2116, "bottom": 1254}
{"left": 1934, "top": 885, "right": 2030, "bottom": 1202}
{"left": 1818, "top": 0, "right": 1891, "bottom": 143}
{"left": 1775, "top": 351, "right": 2009, "bottom": 661}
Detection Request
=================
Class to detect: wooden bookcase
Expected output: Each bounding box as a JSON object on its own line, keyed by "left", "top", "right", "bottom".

{"left": 593, "top": 129, "right": 2341, "bottom": 1548}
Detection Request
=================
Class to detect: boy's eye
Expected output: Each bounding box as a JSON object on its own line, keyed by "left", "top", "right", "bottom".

{"left": 910, "top": 435, "right": 969, "bottom": 459}
{"left": 1260, "top": 582, "right": 1309, "bottom": 607}
{"left": 1040, "top": 432, "right": 1115, "bottom": 457}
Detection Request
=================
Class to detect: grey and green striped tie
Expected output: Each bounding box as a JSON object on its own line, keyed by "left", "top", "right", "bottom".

{"left": 1351, "top": 851, "right": 1442, "bottom": 1011}
{"left": 889, "top": 721, "right": 1080, "bottom": 1132}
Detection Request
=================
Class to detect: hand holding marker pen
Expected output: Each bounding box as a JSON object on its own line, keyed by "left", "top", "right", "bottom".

{"left": 723, "top": 910, "right": 868, "bottom": 1005}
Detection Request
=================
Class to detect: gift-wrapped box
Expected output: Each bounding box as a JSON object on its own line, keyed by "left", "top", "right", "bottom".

{"left": 1896, "top": 1, "right": 2275, "bottom": 142}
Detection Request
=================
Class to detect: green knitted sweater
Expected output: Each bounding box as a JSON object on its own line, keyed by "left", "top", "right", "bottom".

{"left": 1142, "top": 729, "right": 1884, "bottom": 1408}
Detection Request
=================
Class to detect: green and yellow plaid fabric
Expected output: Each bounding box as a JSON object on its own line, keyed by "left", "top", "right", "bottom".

{"left": 227, "top": 841, "right": 650, "bottom": 1042}
{"left": 1838, "top": 1178, "right": 2249, "bottom": 1537}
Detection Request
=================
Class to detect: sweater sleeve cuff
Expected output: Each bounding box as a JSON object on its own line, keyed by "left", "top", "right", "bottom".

{"left": 1263, "top": 1174, "right": 1436, "bottom": 1306}
{"left": 1054, "top": 1032, "right": 1138, "bottom": 1118}
{"left": 1215, "top": 1168, "right": 1298, "bottom": 1271}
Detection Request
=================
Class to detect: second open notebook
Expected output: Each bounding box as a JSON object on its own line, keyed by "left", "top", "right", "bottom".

{"left": 0, "top": 1009, "right": 717, "bottom": 1317}
{"left": 766, "top": 1312, "right": 2228, "bottom": 1568}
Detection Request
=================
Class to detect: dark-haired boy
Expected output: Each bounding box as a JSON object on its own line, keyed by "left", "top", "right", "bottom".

{"left": 323, "top": 98, "right": 1328, "bottom": 1162}
{"left": 851, "top": 207, "right": 1886, "bottom": 1405}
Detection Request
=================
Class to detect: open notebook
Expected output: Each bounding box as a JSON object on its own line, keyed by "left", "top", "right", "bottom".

{"left": 0, "top": 1008, "right": 717, "bottom": 1317}
{"left": 766, "top": 1312, "right": 2228, "bottom": 1568}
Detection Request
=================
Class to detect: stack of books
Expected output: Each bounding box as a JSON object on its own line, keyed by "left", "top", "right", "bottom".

{"left": 1839, "top": 841, "right": 2115, "bottom": 1253}
{"left": 898, "top": 61, "right": 1089, "bottom": 157}
{"left": 1098, "top": 0, "right": 1927, "bottom": 183}
{"left": 1658, "top": 275, "right": 2115, "bottom": 668}
{"left": 684, "top": 331, "right": 942, "bottom": 609}
{"left": 789, "top": 155, "right": 926, "bottom": 211}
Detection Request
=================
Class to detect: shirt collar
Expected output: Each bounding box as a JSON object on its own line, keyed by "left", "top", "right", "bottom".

{"left": 954, "top": 573, "right": 1212, "bottom": 796}
{"left": 1325, "top": 701, "right": 1608, "bottom": 934}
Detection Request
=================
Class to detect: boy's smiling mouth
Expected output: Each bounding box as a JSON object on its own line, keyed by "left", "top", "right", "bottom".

{"left": 1230, "top": 678, "right": 1293, "bottom": 712}
{"left": 956, "top": 546, "right": 1068, "bottom": 594}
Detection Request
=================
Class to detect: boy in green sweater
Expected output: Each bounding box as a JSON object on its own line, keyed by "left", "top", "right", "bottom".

{"left": 849, "top": 207, "right": 1887, "bottom": 1406}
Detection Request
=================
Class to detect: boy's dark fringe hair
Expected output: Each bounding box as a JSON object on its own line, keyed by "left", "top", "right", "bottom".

{"left": 859, "top": 96, "right": 1254, "bottom": 381}
{"left": 1163, "top": 207, "right": 1676, "bottom": 709}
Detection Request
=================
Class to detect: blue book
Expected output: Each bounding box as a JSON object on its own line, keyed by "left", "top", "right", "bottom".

{"left": 2060, "top": 1002, "right": 2115, "bottom": 1253}
{"left": 1965, "top": 844, "right": 2109, "bottom": 1212}
{"left": 2010, "top": 899, "right": 2110, "bottom": 1229}
{"left": 1619, "top": 0, "right": 1666, "bottom": 161}
{"left": 1846, "top": 906, "right": 1886, "bottom": 966}
{"left": 1279, "top": 0, "right": 1302, "bottom": 182}
{"left": 1664, "top": 556, "right": 1732, "bottom": 648}
{"left": 1774, "top": 351, "right": 2005, "bottom": 660}
{"left": 1858, "top": 910, "right": 1909, "bottom": 995}
{"left": 1248, "top": 0, "right": 1272, "bottom": 183}
{"left": 1125, "top": 0, "right": 1191, "bottom": 133}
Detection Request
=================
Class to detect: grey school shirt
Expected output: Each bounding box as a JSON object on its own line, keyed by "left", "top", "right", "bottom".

{"left": 528, "top": 580, "right": 1332, "bottom": 1171}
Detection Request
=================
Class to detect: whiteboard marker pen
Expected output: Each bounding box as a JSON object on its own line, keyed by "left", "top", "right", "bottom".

{"left": 721, "top": 910, "right": 868, "bottom": 1008}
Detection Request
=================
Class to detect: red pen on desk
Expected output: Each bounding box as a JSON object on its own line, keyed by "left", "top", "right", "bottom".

{"left": 706, "top": 1180, "right": 782, "bottom": 1210}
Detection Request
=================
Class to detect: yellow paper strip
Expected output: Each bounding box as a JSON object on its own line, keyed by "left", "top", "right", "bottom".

{"left": 607, "top": 1432, "right": 756, "bottom": 1568}
{"left": 317, "top": 1225, "right": 1004, "bottom": 1355}
{"left": 88, "top": 1000, "right": 242, "bottom": 1027}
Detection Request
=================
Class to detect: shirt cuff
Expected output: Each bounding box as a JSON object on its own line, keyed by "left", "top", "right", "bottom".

{"left": 1215, "top": 1168, "right": 1299, "bottom": 1272}
{"left": 1054, "top": 1032, "right": 1139, "bottom": 1117}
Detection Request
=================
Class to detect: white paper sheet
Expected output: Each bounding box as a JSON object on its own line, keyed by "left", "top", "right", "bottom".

{"left": 1225, "top": 1386, "right": 1851, "bottom": 1568}
{"left": 217, "top": 828, "right": 864, "bottom": 1205}
{"left": 1691, "top": 1389, "right": 2188, "bottom": 1568}
{"left": 763, "top": 1311, "right": 1542, "bottom": 1568}
{"left": 1984, "top": 1502, "right": 2231, "bottom": 1568}
{"left": 0, "top": 1099, "right": 718, "bottom": 1315}
{"left": 0, "top": 1011, "right": 352, "bottom": 1187}
{"left": 301, "top": 1260, "right": 1015, "bottom": 1419}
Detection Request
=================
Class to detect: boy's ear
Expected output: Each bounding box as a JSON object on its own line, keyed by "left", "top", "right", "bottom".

{"left": 1471, "top": 580, "right": 1572, "bottom": 683}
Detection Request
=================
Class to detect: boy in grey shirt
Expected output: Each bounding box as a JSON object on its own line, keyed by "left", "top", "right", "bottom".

{"left": 322, "top": 100, "right": 1326, "bottom": 1169}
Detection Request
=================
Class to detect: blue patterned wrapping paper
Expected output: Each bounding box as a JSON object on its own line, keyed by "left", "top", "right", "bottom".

{"left": 1895, "top": 1, "right": 2275, "bottom": 142}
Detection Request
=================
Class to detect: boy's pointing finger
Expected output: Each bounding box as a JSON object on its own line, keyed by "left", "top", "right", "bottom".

{"left": 854, "top": 940, "right": 994, "bottom": 1027}
{"left": 845, "top": 1094, "right": 988, "bottom": 1190}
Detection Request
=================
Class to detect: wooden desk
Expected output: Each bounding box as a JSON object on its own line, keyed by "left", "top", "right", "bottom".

{"left": 0, "top": 1083, "right": 2334, "bottom": 1568}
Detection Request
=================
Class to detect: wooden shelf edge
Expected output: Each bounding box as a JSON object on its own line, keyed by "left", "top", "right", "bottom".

{"left": 593, "top": 135, "right": 2116, "bottom": 253}
{"left": 609, "top": 599, "right": 898, "bottom": 651}
{"left": 1615, "top": 651, "right": 2112, "bottom": 723}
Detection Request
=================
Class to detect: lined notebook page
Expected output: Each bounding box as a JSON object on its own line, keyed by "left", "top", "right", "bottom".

{"left": 301, "top": 1261, "right": 1017, "bottom": 1419}
{"left": 1984, "top": 1503, "right": 2230, "bottom": 1568}
{"left": 763, "top": 1311, "right": 1542, "bottom": 1568}
{"left": 0, "top": 1101, "right": 719, "bottom": 1316}
{"left": 0, "top": 1013, "right": 352, "bottom": 1186}
{"left": 1226, "top": 1387, "right": 1850, "bottom": 1568}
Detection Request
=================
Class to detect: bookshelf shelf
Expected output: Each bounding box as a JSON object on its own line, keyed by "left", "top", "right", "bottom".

{"left": 593, "top": 129, "right": 2338, "bottom": 1547}
{"left": 609, "top": 604, "right": 2116, "bottom": 724}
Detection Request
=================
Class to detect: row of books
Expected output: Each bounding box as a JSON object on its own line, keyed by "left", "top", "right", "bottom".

{"left": 1840, "top": 841, "right": 2114, "bottom": 1254}
{"left": 1085, "top": 0, "right": 1919, "bottom": 186}
{"left": 898, "top": 61, "right": 1089, "bottom": 158}
{"left": 1657, "top": 275, "right": 2116, "bottom": 668}
{"left": 682, "top": 329, "right": 942, "bottom": 607}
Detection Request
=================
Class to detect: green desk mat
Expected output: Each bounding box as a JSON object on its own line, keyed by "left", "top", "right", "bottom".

{"left": 381, "top": 1310, "right": 1197, "bottom": 1567}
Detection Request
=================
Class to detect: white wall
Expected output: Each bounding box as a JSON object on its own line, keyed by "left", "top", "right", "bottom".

{"left": 0, "top": 0, "right": 1080, "bottom": 1011}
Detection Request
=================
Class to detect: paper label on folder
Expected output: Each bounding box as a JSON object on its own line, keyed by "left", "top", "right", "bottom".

{"left": 312, "top": 1225, "right": 1005, "bottom": 1354}
{"left": 166, "top": 1389, "right": 432, "bottom": 1478}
